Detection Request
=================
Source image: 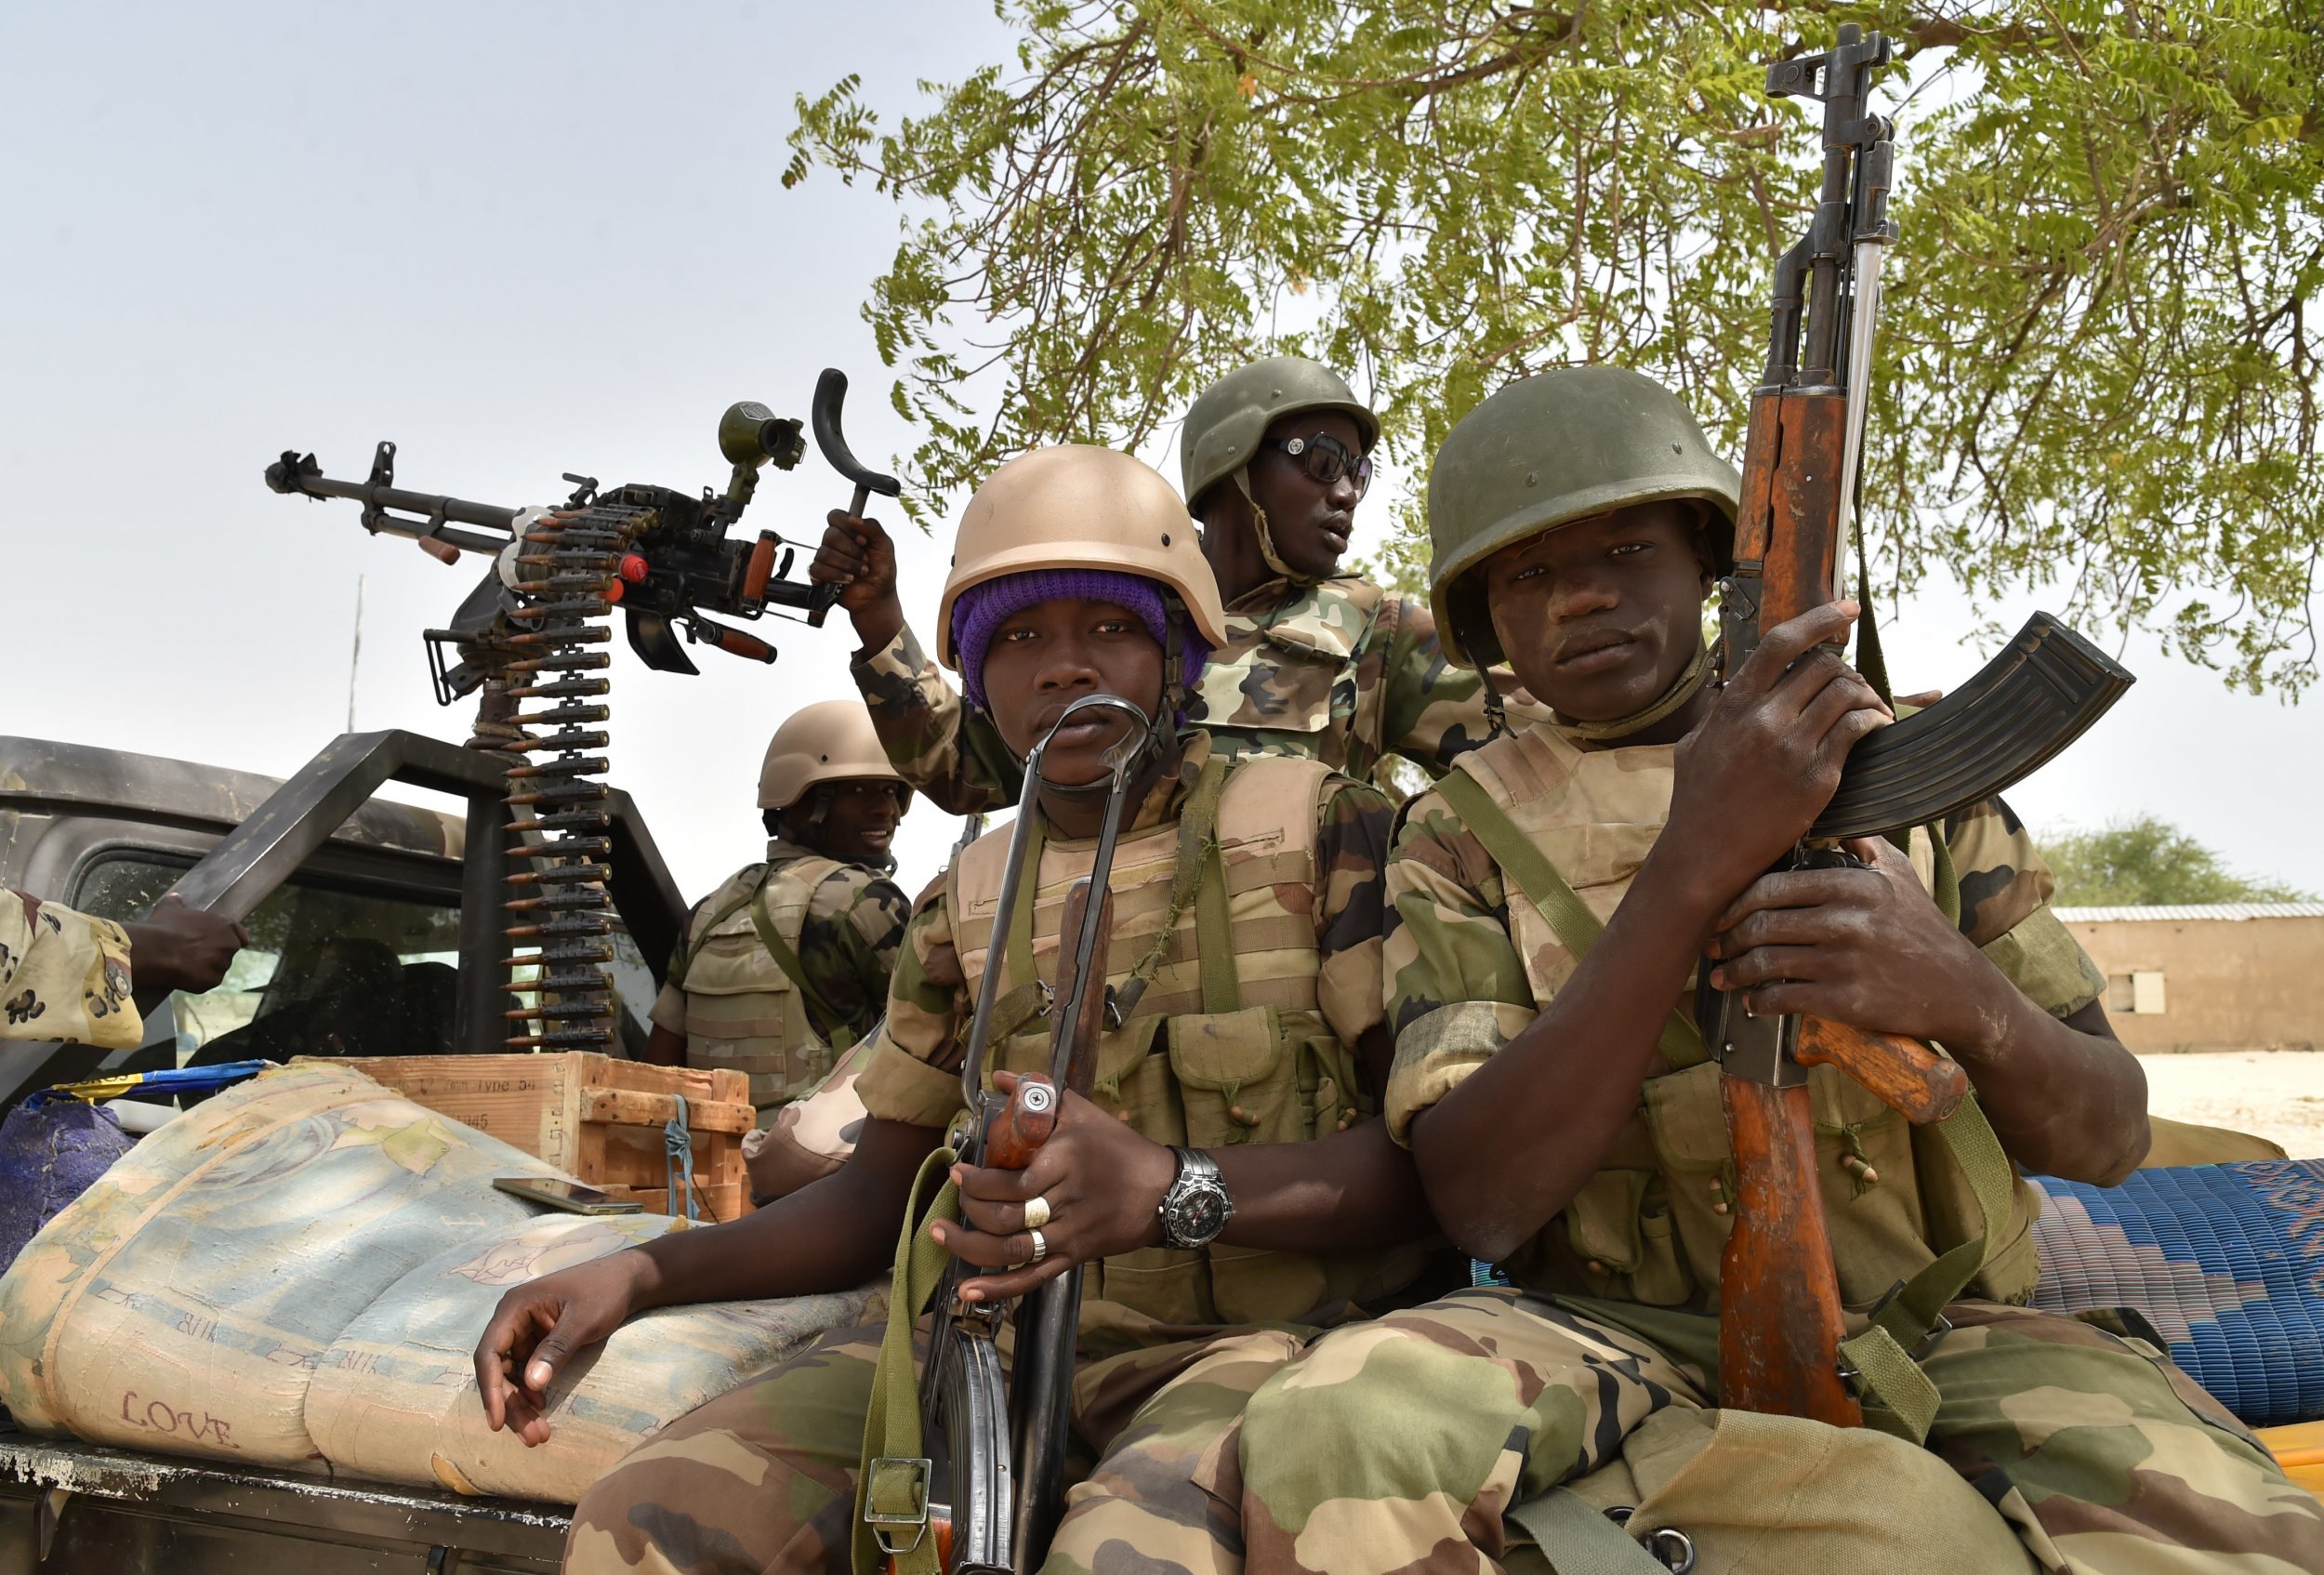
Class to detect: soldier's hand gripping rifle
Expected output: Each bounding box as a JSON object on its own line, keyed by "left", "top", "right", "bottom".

{"left": 864, "top": 694, "right": 1155, "bottom": 1575}
{"left": 1705, "top": 26, "right": 2134, "bottom": 1426}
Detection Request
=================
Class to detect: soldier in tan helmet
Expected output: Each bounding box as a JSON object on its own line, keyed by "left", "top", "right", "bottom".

{"left": 481, "top": 443, "right": 1437, "bottom": 1575}
{"left": 812, "top": 354, "right": 1538, "bottom": 813}
{"left": 642, "top": 700, "right": 911, "bottom": 1169}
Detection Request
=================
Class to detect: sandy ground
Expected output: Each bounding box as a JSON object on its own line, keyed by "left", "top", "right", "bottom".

{"left": 2140, "top": 1052, "right": 2324, "bottom": 1159}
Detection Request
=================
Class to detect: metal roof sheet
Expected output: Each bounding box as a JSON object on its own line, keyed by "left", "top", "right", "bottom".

{"left": 2053, "top": 904, "right": 2324, "bottom": 923}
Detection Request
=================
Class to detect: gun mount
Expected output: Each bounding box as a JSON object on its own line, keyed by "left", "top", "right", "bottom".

{"left": 264, "top": 371, "right": 897, "bottom": 1054}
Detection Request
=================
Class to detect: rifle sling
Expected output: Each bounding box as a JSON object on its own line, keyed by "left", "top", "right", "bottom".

{"left": 1436, "top": 764, "right": 2012, "bottom": 1444}
{"left": 853, "top": 1144, "right": 962, "bottom": 1575}
{"left": 1504, "top": 1486, "right": 1673, "bottom": 1573}
{"left": 1432, "top": 768, "right": 1707, "bottom": 1068}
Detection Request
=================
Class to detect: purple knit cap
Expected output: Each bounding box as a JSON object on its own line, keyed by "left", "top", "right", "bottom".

{"left": 954, "top": 569, "right": 1209, "bottom": 711}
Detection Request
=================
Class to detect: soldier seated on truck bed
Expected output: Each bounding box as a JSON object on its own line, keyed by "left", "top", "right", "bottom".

{"left": 1223, "top": 368, "right": 2324, "bottom": 1573}
{"left": 812, "top": 355, "right": 1543, "bottom": 813}
{"left": 2, "top": 889, "right": 244, "bottom": 1046}
{"left": 643, "top": 700, "right": 910, "bottom": 1195}
{"left": 476, "top": 443, "right": 1441, "bottom": 1575}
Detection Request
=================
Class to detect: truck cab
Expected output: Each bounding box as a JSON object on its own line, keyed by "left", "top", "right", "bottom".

{"left": 0, "top": 729, "right": 690, "bottom": 1572}
{"left": 0, "top": 732, "right": 681, "bottom": 1114}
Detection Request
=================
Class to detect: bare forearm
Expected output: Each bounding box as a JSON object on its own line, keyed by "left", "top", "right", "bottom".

{"left": 1415, "top": 854, "right": 1723, "bottom": 1262}
{"left": 1948, "top": 995, "right": 2148, "bottom": 1185}
{"left": 1212, "top": 1119, "right": 1435, "bottom": 1252}
{"left": 640, "top": 1024, "right": 686, "bottom": 1066}
{"left": 624, "top": 1118, "right": 937, "bottom": 1310}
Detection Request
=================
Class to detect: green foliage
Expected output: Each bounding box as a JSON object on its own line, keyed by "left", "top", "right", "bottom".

{"left": 2042, "top": 814, "right": 2315, "bottom": 906}
{"left": 788, "top": 1, "right": 2324, "bottom": 689}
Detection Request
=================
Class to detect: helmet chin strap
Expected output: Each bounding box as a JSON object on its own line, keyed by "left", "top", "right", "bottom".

{"left": 1550, "top": 642, "right": 1715, "bottom": 744}
{"left": 1233, "top": 469, "right": 1316, "bottom": 586}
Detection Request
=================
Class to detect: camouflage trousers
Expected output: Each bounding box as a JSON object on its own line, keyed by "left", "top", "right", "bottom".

{"left": 1233, "top": 1288, "right": 2324, "bottom": 1575}
{"left": 563, "top": 1312, "right": 1312, "bottom": 1575}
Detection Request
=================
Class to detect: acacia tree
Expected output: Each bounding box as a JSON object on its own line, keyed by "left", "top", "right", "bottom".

{"left": 2043, "top": 814, "right": 2314, "bottom": 904}
{"left": 786, "top": 1, "right": 2323, "bottom": 689}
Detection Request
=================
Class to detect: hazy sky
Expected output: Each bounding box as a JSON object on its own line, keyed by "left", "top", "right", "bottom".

{"left": 7, "top": 3, "right": 2318, "bottom": 907}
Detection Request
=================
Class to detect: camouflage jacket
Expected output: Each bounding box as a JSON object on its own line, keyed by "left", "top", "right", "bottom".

{"left": 1, "top": 891, "right": 139, "bottom": 1047}
{"left": 650, "top": 841, "right": 909, "bottom": 1106}
{"left": 851, "top": 575, "right": 1539, "bottom": 815}
{"left": 1382, "top": 722, "right": 2107, "bottom": 1311}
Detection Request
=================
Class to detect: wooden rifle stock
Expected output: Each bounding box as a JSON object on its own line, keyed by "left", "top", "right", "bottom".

{"left": 1794, "top": 1019, "right": 1966, "bottom": 1128}
{"left": 1718, "top": 1078, "right": 1863, "bottom": 1427}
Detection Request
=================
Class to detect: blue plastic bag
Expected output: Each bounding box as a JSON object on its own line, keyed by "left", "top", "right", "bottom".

{"left": 0, "top": 1093, "right": 134, "bottom": 1275}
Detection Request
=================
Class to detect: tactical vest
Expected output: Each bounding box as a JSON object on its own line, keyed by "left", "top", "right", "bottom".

{"left": 667, "top": 853, "right": 850, "bottom": 1121}
{"left": 947, "top": 753, "right": 1420, "bottom": 1326}
{"left": 1192, "top": 577, "right": 1389, "bottom": 761}
{"left": 1439, "top": 725, "right": 2041, "bottom": 1316}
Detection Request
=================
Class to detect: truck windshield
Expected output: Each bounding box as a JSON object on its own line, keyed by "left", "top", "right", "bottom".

{"left": 72, "top": 855, "right": 654, "bottom": 1063}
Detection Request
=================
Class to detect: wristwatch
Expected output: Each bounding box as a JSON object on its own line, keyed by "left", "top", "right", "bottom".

{"left": 1157, "top": 1146, "right": 1234, "bottom": 1249}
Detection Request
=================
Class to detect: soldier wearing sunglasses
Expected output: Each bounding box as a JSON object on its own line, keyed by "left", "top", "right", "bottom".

{"left": 812, "top": 354, "right": 1539, "bottom": 813}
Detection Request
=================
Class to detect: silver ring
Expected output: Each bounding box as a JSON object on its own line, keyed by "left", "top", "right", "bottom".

{"left": 1026, "top": 1228, "right": 1048, "bottom": 1264}
{"left": 1023, "top": 1194, "right": 1052, "bottom": 1231}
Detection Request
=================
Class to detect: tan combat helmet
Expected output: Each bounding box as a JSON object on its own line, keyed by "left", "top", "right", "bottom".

{"left": 935, "top": 444, "right": 1230, "bottom": 670}
{"left": 1428, "top": 365, "right": 1740, "bottom": 670}
{"left": 758, "top": 699, "right": 907, "bottom": 811}
{"left": 1181, "top": 355, "right": 1381, "bottom": 582}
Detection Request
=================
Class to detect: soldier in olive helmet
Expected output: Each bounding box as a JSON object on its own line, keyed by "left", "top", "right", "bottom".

{"left": 643, "top": 699, "right": 911, "bottom": 1150}
{"left": 1225, "top": 366, "right": 2324, "bottom": 1574}
{"left": 484, "top": 443, "right": 1437, "bottom": 1575}
{"left": 812, "top": 355, "right": 1538, "bottom": 813}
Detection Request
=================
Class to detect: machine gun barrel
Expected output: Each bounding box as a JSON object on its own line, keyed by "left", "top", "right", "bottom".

{"left": 266, "top": 443, "right": 518, "bottom": 556}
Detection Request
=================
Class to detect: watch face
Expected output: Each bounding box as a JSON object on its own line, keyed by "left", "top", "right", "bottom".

{"left": 1169, "top": 1185, "right": 1229, "bottom": 1244}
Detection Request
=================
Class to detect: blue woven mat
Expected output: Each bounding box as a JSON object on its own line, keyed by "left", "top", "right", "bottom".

{"left": 2030, "top": 1160, "right": 2324, "bottom": 1426}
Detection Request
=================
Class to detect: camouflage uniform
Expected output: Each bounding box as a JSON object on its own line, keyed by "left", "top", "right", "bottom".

{"left": 0, "top": 892, "right": 138, "bottom": 1047}
{"left": 851, "top": 577, "right": 1540, "bottom": 815}
{"left": 649, "top": 841, "right": 908, "bottom": 1124}
{"left": 566, "top": 736, "right": 1430, "bottom": 1575}
{"left": 1228, "top": 721, "right": 2324, "bottom": 1575}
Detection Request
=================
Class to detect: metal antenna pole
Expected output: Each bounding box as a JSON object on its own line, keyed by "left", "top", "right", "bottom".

{"left": 347, "top": 574, "right": 365, "bottom": 733}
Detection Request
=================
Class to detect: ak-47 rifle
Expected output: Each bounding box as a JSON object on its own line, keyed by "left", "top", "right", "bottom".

{"left": 1706, "top": 27, "right": 2134, "bottom": 1425}
{"left": 865, "top": 694, "right": 1155, "bottom": 1575}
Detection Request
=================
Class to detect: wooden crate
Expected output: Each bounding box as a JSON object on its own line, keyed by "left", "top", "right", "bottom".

{"left": 333, "top": 1052, "right": 755, "bottom": 1223}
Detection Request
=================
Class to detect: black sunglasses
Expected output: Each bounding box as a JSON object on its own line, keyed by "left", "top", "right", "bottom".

{"left": 1261, "top": 431, "right": 1372, "bottom": 496}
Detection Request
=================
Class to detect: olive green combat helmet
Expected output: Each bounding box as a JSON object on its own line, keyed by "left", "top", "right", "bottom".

{"left": 1428, "top": 366, "right": 1740, "bottom": 669}
{"left": 1182, "top": 355, "right": 1381, "bottom": 582}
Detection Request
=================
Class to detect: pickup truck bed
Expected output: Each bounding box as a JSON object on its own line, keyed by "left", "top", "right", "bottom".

{"left": 0, "top": 1431, "right": 568, "bottom": 1574}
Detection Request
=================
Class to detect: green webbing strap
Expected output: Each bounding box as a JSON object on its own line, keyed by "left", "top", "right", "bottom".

{"left": 1929, "top": 824, "right": 1961, "bottom": 930}
{"left": 957, "top": 813, "right": 1053, "bottom": 1053}
{"left": 1838, "top": 1090, "right": 2020, "bottom": 1443}
{"left": 1505, "top": 1488, "right": 1670, "bottom": 1574}
{"left": 852, "top": 1144, "right": 963, "bottom": 1575}
{"left": 748, "top": 876, "right": 856, "bottom": 1052}
{"left": 1116, "top": 756, "right": 1235, "bottom": 1012}
{"left": 1193, "top": 819, "right": 1243, "bottom": 1016}
{"left": 1828, "top": 811, "right": 2014, "bottom": 1442}
{"left": 1432, "top": 769, "right": 1707, "bottom": 1068}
